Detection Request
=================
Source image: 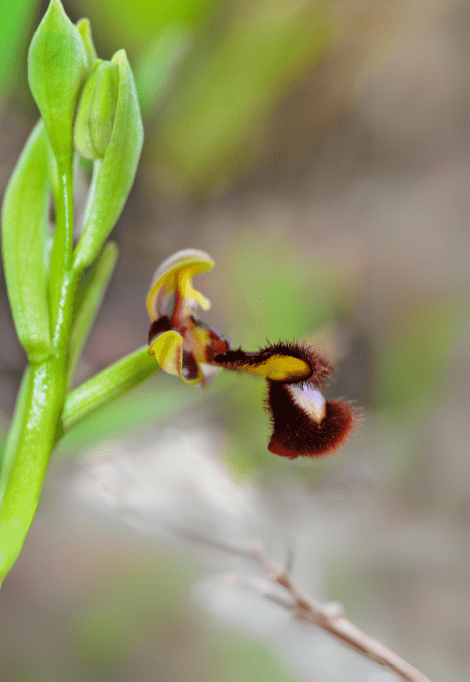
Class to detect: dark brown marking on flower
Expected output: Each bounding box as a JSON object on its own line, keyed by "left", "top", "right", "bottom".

{"left": 189, "top": 314, "right": 231, "bottom": 361}
{"left": 266, "top": 381, "right": 356, "bottom": 458}
{"left": 182, "top": 351, "right": 200, "bottom": 381}
{"left": 148, "top": 315, "right": 173, "bottom": 344}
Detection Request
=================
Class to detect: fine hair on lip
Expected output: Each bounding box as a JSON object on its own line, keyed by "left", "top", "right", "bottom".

{"left": 267, "top": 381, "right": 356, "bottom": 459}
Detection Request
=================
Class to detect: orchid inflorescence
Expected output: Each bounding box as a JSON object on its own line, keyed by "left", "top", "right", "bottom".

{"left": 147, "top": 250, "right": 357, "bottom": 459}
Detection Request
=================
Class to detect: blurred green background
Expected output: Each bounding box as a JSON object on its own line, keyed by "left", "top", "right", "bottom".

{"left": 1, "top": 0, "right": 469, "bottom": 680}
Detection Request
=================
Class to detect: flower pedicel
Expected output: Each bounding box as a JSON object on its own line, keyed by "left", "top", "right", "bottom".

{"left": 147, "top": 249, "right": 357, "bottom": 459}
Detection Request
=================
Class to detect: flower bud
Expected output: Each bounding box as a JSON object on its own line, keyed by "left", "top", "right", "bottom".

{"left": 74, "top": 61, "right": 119, "bottom": 160}
{"left": 73, "top": 50, "right": 143, "bottom": 272}
{"left": 76, "top": 18, "right": 97, "bottom": 67}
{"left": 28, "top": 0, "right": 88, "bottom": 163}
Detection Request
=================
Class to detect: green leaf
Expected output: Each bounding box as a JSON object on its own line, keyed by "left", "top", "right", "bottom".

{"left": 1, "top": 121, "right": 52, "bottom": 361}
{"left": 68, "top": 241, "right": 119, "bottom": 386}
{"left": 73, "top": 49, "right": 144, "bottom": 272}
{"left": 28, "top": 0, "right": 88, "bottom": 163}
{"left": 74, "top": 60, "right": 119, "bottom": 159}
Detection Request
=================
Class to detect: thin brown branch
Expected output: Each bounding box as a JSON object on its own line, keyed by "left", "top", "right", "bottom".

{"left": 162, "top": 527, "right": 432, "bottom": 682}
{"left": 248, "top": 542, "right": 432, "bottom": 682}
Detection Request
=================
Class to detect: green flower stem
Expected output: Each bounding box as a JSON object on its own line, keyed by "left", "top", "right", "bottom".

{"left": 0, "top": 356, "right": 67, "bottom": 585}
{"left": 0, "top": 157, "right": 78, "bottom": 586}
{"left": 49, "top": 161, "right": 76, "bottom": 350}
{"left": 62, "top": 347, "right": 160, "bottom": 433}
{"left": 68, "top": 241, "right": 119, "bottom": 387}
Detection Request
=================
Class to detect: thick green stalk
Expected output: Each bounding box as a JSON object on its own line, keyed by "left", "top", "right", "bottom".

{"left": 68, "top": 241, "right": 119, "bottom": 387}
{"left": 49, "top": 162, "right": 76, "bottom": 350}
{"left": 0, "top": 357, "right": 67, "bottom": 585}
{"left": 0, "top": 156, "right": 76, "bottom": 585}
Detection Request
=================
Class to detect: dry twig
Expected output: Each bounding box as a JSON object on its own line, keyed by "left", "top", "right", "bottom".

{"left": 171, "top": 527, "right": 432, "bottom": 682}
{"left": 126, "top": 516, "right": 432, "bottom": 682}
{"left": 245, "top": 541, "right": 432, "bottom": 682}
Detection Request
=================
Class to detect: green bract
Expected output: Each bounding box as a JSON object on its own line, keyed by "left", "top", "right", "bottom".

{"left": 28, "top": 0, "right": 88, "bottom": 163}
{"left": 1, "top": 121, "right": 52, "bottom": 361}
{"left": 73, "top": 49, "right": 144, "bottom": 271}
{"left": 74, "top": 60, "right": 119, "bottom": 160}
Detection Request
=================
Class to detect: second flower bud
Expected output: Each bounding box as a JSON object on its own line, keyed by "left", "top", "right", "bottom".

{"left": 74, "top": 60, "right": 119, "bottom": 159}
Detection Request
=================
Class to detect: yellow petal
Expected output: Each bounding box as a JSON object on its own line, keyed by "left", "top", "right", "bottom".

{"left": 148, "top": 330, "right": 183, "bottom": 377}
{"left": 146, "top": 249, "right": 214, "bottom": 321}
{"left": 148, "top": 329, "right": 204, "bottom": 385}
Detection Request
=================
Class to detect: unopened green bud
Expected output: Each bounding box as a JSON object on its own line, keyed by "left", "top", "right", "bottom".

{"left": 76, "top": 18, "right": 97, "bottom": 67}
{"left": 73, "top": 50, "right": 143, "bottom": 272}
{"left": 74, "top": 61, "right": 119, "bottom": 159}
{"left": 28, "top": 0, "right": 88, "bottom": 163}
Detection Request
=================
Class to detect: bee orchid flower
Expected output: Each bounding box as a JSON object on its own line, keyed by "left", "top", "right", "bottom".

{"left": 147, "top": 250, "right": 357, "bottom": 458}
